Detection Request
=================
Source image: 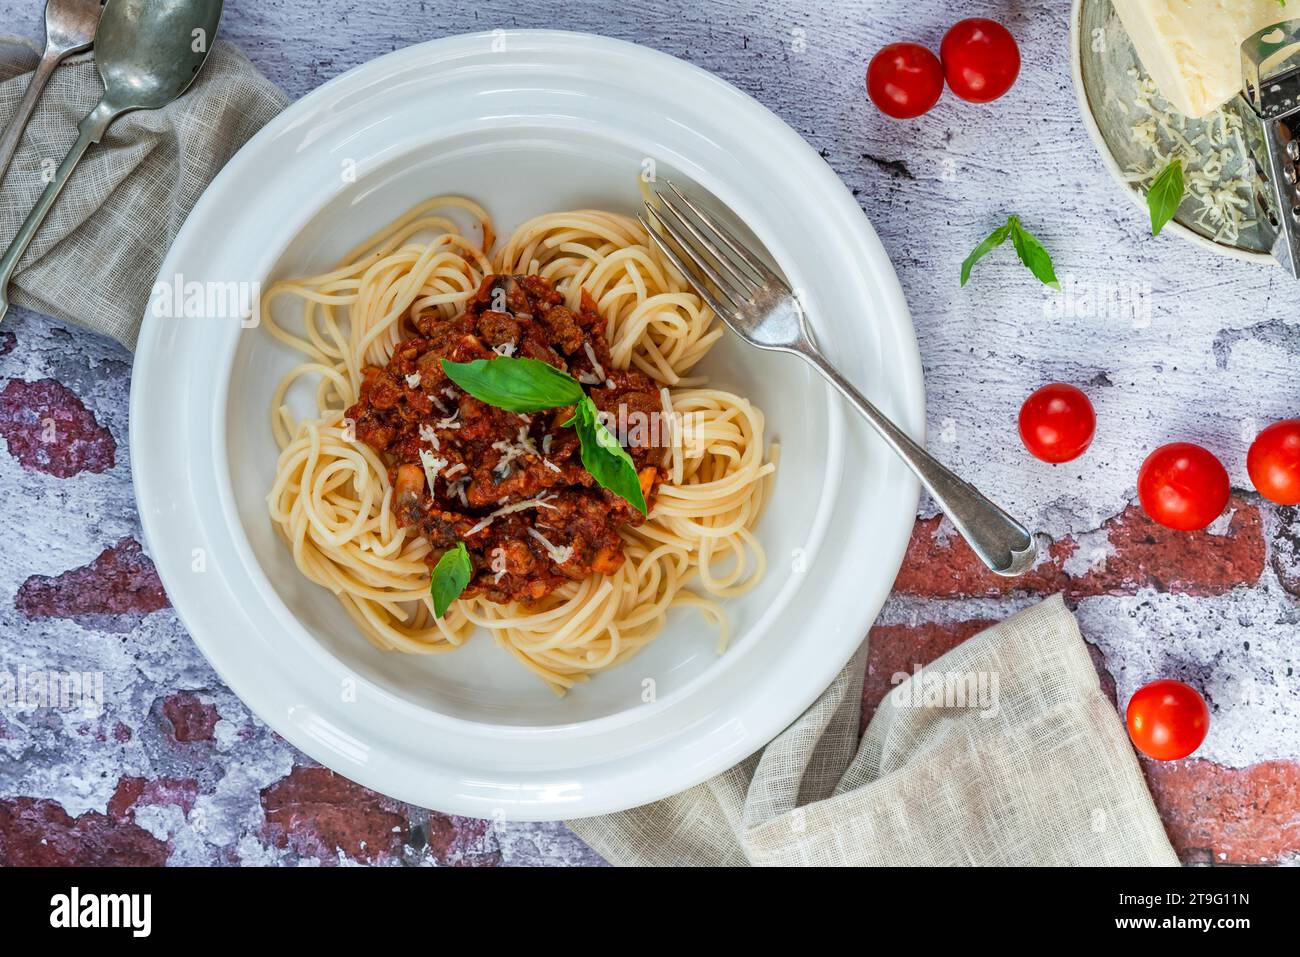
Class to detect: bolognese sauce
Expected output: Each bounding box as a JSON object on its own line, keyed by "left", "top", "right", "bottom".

{"left": 346, "top": 274, "right": 665, "bottom": 604}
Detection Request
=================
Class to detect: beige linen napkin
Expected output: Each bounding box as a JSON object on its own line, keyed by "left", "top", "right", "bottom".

{"left": 568, "top": 595, "right": 1179, "bottom": 866}
{"left": 0, "top": 38, "right": 287, "bottom": 348}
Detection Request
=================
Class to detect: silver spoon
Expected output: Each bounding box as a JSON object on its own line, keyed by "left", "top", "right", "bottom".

{"left": 0, "top": 0, "right": 224, "bottom": 324}
{"left": 0, "top": 0, "right": 104, "bottom": 188}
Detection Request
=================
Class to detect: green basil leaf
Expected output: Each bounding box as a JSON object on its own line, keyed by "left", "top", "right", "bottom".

{"left": 565, "top": 397, "right": 648, "bottom": 515}
{"left": 430, "top": 541, "right": 472, "bottom": 618}
{"left": 960, "top": 221, "right": 1013, "bottom": 287}
{"left": 1146, "top": 158, "right": 1185, "bottom": 237}
{"left": 441, "top": 357, "right": 584, "bottom": 412}
{"left": 1008, "top": 217, "right": 1061, "bottom": 290}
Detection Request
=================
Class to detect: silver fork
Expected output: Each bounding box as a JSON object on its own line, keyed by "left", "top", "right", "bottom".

{"left": 642, "top": 183, "right": 1038, "bottom": 577}
{"left": 0, "top": 0, "right": 104, "bottom": 187}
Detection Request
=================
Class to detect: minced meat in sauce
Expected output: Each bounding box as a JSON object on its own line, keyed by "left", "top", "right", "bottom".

{"left": 346, "top": 274, "right": 665, "bottom": 603}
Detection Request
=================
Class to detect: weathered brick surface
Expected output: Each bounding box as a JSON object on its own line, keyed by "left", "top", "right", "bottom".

{"left": 891, "top": 498, "right": 1265, "bottom": 600}
{"left": 0, "top": 377, "right": 115, "bottom": 477}
{"left": 15, "top": 538, "right": 169, "bottom": 621}
{"left": 1143, "top": 758, "right": 1300, "bottom": 865}
{"left": 891, "top": 515, "right": 1066, "bottom": 597}
{"left": 424, "top": 813, "right": 502, "bottom": 866}
{"left": 161, "top": 692, "right": 220, "bottom": 743}
{"left": 260, "top": 765, "right": 409, "bottom": 865}
{"left": 109, "top": 776, "right": 200, "bottom": 823}
{"left": 1071, "top": 500, "right": 1265, "bottom": 597}
{"left": 1272, "top": 505, "right": 1300, "bottom": 598}
{"left": 0, "top": 797, "right": 168, "bottom": 866}
{"left": 0, "top": 0, "right": 1294, "bottom": 870}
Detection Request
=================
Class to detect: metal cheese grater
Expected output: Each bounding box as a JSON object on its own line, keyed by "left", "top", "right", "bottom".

{"left": 1235, "top": 20, "right": 1300, "bottom": 277}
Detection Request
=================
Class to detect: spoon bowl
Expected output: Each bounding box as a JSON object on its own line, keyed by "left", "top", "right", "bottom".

{"left": 45, "top": 0, "right": 104, "bottom": 52}
{"left": 96, "top": 0, "right": 224, "bottom": 112}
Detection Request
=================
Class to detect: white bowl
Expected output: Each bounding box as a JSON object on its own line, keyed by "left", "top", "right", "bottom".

{"left": 130, "top": 30, "right": 924, "bottom": 819}
{"left": 1070, "top": 0, "right": 1274, "bottom": 264}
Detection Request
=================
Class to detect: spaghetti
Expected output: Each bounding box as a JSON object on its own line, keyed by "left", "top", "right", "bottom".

{"left": 265, "top": 197, "right": 776, "bottom": 692}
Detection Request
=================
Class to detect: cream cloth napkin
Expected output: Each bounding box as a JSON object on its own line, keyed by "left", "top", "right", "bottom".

{"left": 0, "top": 38, "right": 287, "bottom": 348}
{"left": 568, "top": 595, "right": 1179, "bottom": 866}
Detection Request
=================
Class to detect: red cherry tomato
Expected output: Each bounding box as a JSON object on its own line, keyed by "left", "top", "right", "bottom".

{"left": 940, "top": 18, "right": 1020, "bottom": 103}
{"left": 1126, "top": 680, "right": 1210, "bottom": 761}
{"left": 1137, "top": 442, "right": 1230, "bottom": 531}
{"left": 1247, "top": 419, "right": 1300, "bottom": 505}
{"left": 866, "top": 42, "right": 945, "bottom": 119}
{"left": 1018, "top": 383, "right": 1096, "bottom": 464}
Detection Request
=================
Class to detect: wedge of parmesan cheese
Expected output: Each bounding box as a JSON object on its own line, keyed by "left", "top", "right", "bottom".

{"left": 1112, "top": 0, "right": 1288, "bottom": 118}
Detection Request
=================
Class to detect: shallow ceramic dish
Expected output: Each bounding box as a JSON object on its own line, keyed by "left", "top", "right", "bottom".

{"left": 130, "top": 30, "right": 924, "bottom": 819}
{"left": 1071, "top": 0, "right": 1274, "bottom": 264}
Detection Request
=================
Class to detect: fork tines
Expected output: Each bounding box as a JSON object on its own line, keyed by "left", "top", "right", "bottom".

{"left": 640, "top": 183, "right": 783, "bottom": 316}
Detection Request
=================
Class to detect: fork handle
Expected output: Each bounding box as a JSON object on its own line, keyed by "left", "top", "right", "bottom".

{"left": 0, "top": 99, "right": 116, "bottom": 324}
{"left": 804, "top": 352, "right": 1037, "bottom": 577}
{"left": 0, "top": 50, "right": 61, "bottom": 188}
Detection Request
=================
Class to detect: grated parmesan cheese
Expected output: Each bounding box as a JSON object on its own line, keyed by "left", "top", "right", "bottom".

{"left": 527, "top": 527, "right": 574, "bottom": 565}
{"left": 405, "top": 373, "right": 421, "bottom": 389}
{"left": 447, "top": 478, "right": 470, "bottom": 507}
{"left": 492, "top": 426, "right": 541, "bottom": 476}
{"left": 464, "top": 493, "right": 558, "bottom": 536}
{"left": 583, "top": 342, "right": 606, "bottom": 381}
{"left": 1123, "top": 69, "right": 1256, "bottom": 246}
{"left": 418, "top": 449, "right": 448, "bottom": 490}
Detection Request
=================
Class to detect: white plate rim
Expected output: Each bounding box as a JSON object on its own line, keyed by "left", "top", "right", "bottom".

{"left": 129, "top": 29, "right": 925, "bottom": 819}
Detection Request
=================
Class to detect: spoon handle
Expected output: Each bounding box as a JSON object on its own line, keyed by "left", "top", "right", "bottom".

{"left": 0, "top": 99, "right": 115, "bottom": 323}
{"left": 803, "top": 349, "right": 1038, "bottom": 577}
{"left": 0, "top": 50, "right": 61, "bottom": 188}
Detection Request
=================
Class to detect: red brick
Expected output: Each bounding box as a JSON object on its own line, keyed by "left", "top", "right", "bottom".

{"left": 1068, "top": 498, "right": 1265, "bottom": 598}
{"left": 260, "top": 766, "right": 408, "bottom": 865}
{"left": 890, "top": 497, "right": 1264, "bottom": 600}
{"left": 109, "top": 776, "right": 199, "bottom": 822}
{"left": 1143, "top": 758, "right": 1300, "bottom": 865}
{"left": 0, "top": 377, "right": 114, "bottom": 476}
{"left": 890, "top": 515, "right": 1064, "bottom": 598}
{"left": 864, "top": 617, "right": 1120, "bottom": 728}
{"left": 0, "top": 797, "right": 167, "bottom": 866}
{"left": 15, "top": 537, "right": 169, "bottom": 622}
{"left": 425, "top": 813, "right": 502, "bottom": 866}
{"left": 863, "top": 619, "right": 996, "bottom": 726}
{"left": 162, "top": 692, "right": 219, "bottom": 743}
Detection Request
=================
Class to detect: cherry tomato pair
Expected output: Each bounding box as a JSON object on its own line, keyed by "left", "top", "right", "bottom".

{"left": 1136, "top": 420, "right": 1300, "bottom": 531}
{"left": 867, "top": 19, "right": 1019, "bottom": 119}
